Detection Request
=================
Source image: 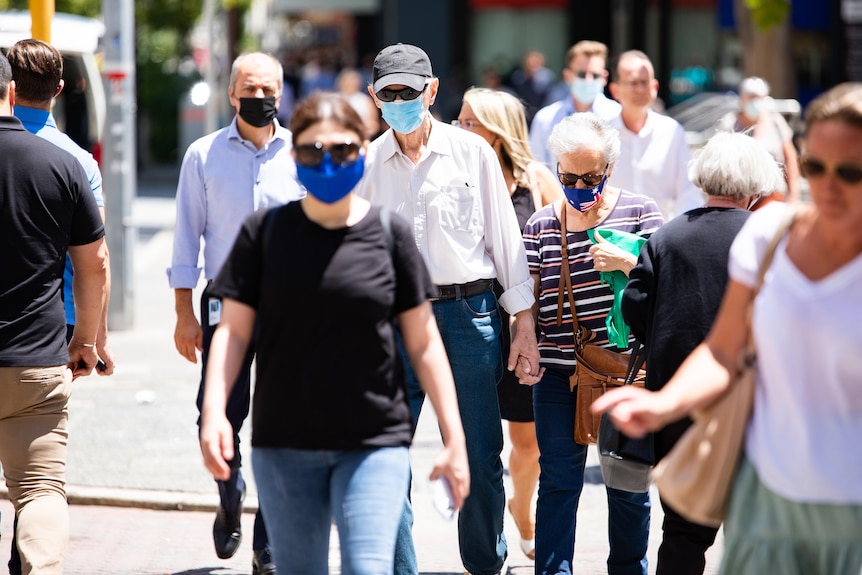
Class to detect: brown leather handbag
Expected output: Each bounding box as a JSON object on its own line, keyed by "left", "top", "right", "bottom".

{"left": 556, "top": 205, "right": 645, "bottom": 445}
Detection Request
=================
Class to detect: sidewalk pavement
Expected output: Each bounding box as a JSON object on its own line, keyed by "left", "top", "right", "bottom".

{"left": 0, "top": 167, "right": 722, "bottom": 574}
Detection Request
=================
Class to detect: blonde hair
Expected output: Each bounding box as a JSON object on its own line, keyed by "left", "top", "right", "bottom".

{"left": 803, "top": 82, "right": 862, "bottom": 132}
{"left": 462, "top": 87, "right": 536, "bottom": 190}
{"left": 565, "top": 40, "right": 609, "bottom": 68}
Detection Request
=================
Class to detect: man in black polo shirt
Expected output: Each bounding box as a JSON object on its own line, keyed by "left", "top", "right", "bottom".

{"left": 0, "top": 52, "right": 108, "bottom": 575}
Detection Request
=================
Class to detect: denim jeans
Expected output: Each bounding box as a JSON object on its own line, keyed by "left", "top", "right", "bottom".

{"left": 393, "top": 289, "right": 506, "bottom": 574}
{"left": 253, "top": 446, "right": 410, "bottom": 575}
{"left": 533, "top": 367, "right": 650, "bottom": 575}
{"left": 197, "top": 284, "right": 269, "bottom": 549}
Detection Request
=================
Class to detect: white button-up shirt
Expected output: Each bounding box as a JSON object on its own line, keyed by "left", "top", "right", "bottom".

{"left": 355, "top": 120, "right": 534, "bottom": 315}
{"left": 607, "top": 110, "right": 704, "bottom": 220}
{"left": 168, "top": 118, "right": 305, "bottom": 288}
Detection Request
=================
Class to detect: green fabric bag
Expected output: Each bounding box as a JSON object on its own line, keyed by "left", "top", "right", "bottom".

{"left": 586, "top": 228, "right": 647, "bottom": 349}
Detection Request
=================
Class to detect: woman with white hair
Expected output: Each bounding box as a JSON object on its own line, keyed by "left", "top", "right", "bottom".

{"left": 718, "top": 76, "right": 801, "bottom": 207}
{"left": 595, "top": 83, "right": 862, "bottom": 574}
{"left": 521, "top": 112, "right": 664, "bottom": 575}
{"left": 619, "top": 131, "right": 783, "bottom": 575}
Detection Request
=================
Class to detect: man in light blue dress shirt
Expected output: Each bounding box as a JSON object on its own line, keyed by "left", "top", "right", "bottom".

{"left": 168, "top": 52, "right": 304, "bottom": 575}
{"left": 529, "top": 41, "right": 621, "bottom": 173}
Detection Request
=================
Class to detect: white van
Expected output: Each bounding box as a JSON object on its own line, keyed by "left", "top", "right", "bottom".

{"left": 0, "top": 10, "right": 106, "bottom": 162}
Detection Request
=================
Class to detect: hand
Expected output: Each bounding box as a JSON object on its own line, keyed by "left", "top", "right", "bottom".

{"left": 199, "top": 412, "right": 234, "bottom": 481}
{"left": 589, "top": 232, "right": 636, "bottom": 274}
{"left": 67, "top": 340, "right": 99, "bottom": 380}
{"left": 174, "top": 311, "right": 203, "bottom": 364}
{"left": 508, "top": 311, "right": 541, "bottom": 378}
{"left": 590, "top": 385, "right": 672, "bottom": 438}
{"left": 515, "top": 355, "right": 545, "bottom": 385}
{"left": 428, "top": 442, "right": 470, "bottom": 510}
{"left": 95, "top": 339, "right": 116, "bottom": 375}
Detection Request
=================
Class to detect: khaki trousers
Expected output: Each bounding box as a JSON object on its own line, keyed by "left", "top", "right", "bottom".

{"left": 0, "top": 366, "right": 71, "bottom": 575}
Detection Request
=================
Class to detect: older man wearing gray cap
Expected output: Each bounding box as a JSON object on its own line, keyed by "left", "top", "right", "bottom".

{"left": 356, "top": 43, "right": 541, "bottom": 575}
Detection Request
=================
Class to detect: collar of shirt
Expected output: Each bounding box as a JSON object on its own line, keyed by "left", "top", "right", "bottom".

{"left": 13, "top": 106, "right": 57, "bottom": 130}
{"left": 376, "top": 118, "right": 454, "bottom": 165}
{"left": 226, "top": 116, "right": 291, "bottom": 151}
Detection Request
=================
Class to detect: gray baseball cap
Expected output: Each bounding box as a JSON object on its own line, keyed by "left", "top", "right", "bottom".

{"left": 372, "top": 43, "right": 433, "bottom": 93}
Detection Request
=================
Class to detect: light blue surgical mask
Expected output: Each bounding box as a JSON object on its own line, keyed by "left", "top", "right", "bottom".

{"left": 381, "top": 98, "right": 426, "bottom": 134}
{"left": 562, "top": 177, "right": 607, "bottom": 212}
{"left": 570, "top": 78, "right": 602, "bottom": 105}
{"left": 743, "top": 100, "right": 761, "bottom": 121}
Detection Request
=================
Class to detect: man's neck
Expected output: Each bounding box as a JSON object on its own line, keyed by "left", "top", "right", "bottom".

{"left": 393, "top": 116, "right": 432, "bottom": 164}
{"left": 236, "top": 119, "right": 275, "bottom": 150}
{"left": 13, "top": 98, "right": 51, "bottom": 112}
{"left": 571, "top": 96, "right": 592, "bottom": 113}
{"left": 621, "top": 106, "right": 649, "bottom": 134}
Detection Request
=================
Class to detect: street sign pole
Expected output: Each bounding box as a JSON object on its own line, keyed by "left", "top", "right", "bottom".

{"left": 102, "top": 0, "right": 137, "bottom": 330}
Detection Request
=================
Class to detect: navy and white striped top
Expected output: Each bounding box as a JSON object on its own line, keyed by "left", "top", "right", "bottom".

{"left": 523, "top": 191, "right": 664, "bottom": 368}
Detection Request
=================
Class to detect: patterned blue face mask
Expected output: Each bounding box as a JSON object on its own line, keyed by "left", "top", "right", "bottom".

{"left": 295, "top": 153, "right": 365, "bottom": 204}
{"left": 380, "top": 97, "right": 426, "bottom": 134}
{"left": 562, "top": 176, "right": 607, "bottom": 212}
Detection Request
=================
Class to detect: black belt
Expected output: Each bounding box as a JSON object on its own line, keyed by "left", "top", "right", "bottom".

{"left": 431, "top": 279, "right": 493, "bottom": 301}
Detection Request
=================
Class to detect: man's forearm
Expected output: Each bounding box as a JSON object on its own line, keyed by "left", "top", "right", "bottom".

{"left": 70, "top": 239, "right": 109, "bottom": 344}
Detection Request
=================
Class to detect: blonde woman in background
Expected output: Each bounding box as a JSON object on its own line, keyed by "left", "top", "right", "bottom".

{"left": 454, "top": 87, "right": 561, "bottom": 560}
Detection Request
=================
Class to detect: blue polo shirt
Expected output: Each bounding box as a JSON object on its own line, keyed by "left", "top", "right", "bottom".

{"left": 14, "top": 106, "right": 104, "bottom": 326}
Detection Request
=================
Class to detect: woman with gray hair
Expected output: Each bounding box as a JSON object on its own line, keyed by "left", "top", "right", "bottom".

{"left": 521, "top": 112, "right": 664, "bottom": 575}
{"left": 618, "top": 131, "right": 782, "bottom": 575}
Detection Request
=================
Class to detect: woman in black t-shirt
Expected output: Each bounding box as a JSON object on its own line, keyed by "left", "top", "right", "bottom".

{"left": 198, "top": 93, "right": 469, "bottom": 574}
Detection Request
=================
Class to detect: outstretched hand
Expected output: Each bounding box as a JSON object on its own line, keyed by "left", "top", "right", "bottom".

{"left": 590, "top": 385, "right": 670, "bottom": 439}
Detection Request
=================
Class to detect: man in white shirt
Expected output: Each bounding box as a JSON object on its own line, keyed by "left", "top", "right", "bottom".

{"left": 356, "top": 43, "right": 541, "bottom": 575}
{"left": 607, "top": 50, "right": 704, "bottom": 219}
{"left": 529, "top": 40, "right": 621, "bottom": 172}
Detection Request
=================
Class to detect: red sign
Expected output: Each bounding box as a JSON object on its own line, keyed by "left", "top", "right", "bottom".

{"left": 470, "top": 0, "right": 567, "bottom": 8}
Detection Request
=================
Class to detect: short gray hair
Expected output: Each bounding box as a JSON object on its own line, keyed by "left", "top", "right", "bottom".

{"left": 229, "top": 52, "right": 284, "bottom": 92}
{"left": 689, "top": 132, "right": 784, "bottom": 199}
{"left": 548, "top": 113, "right": 621, "bottom": 167}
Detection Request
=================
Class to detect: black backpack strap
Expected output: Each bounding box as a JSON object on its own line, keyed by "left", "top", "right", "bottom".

{"left": 379, "top": 207, "right": 394, "bottom": 258}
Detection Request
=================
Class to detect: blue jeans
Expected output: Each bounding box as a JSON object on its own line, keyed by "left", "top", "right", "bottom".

{"left": 394, "top": 289, "right": 506, "bottom": 575}
{"left": 533, "top": 367, "right": 650, "bottom": 575}
{"left": 197, "top": 285, "right": 268, "bottom": 550}
{"left": 253, "top": 446, "right": 410, "bottom": 575}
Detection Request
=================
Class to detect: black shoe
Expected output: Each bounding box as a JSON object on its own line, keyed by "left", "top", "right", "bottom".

{"left": 252, "top": 547, "right": 276, "bottom": 575}
{"left": 212, "top": 492, "right": 244, "bottom": 559}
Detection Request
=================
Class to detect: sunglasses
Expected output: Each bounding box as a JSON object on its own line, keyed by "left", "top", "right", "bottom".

{"left": 573, "top": 70, "right": 602, "bottom": 80}
{"left": 451, "top": 118, "right": 480, "bottom": 130}
{"left": 294, "top": 142, "right": 360, "bottom": 168}
{"left": 799, "top": 156, "right": 862, "bottom": 184}
{"left": 557, "top": 164, "right": 608, "bottom": 188}
{"left": 375, "top": 84, "right": 428, "bottom": 103}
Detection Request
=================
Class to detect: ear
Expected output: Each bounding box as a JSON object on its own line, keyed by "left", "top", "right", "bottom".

{"left": 562, "top": 67, "right": 573, "bottom": 85}
{"left": 54, "top": 79, "right": 65, "bottom": 98}
{"left": 608, "top": 81, "right": 620, "bottom": 101}
{"left": 426, "top": 78, "right": 440, "bottom": 106}
{"left": 368, "top": 85, "right": 383, "bottom": 109}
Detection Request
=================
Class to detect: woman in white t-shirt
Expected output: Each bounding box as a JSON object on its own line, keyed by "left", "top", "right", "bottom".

{"left": 594, "top": 82, "right": 862, "bottom": 574}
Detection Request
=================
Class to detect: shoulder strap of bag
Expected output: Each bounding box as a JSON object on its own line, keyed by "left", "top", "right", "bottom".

{"left": 379, "top": 207, "right": 394, "bottom": 259}
{"left": 556, "top": 203, "right": 581, "bottom": 332}
{"left": 740, "top": 204, "right": 802, "bottom": 364}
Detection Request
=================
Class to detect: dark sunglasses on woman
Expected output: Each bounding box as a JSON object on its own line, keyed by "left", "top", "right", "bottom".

{"left": 294, "top": 142, "right": 361, "bottom": 168}
{"left": 799, "top": 156, "right": 862, "bottom": 184}
{"left": 557, "top": 164, "right": 609, "bottom": 188}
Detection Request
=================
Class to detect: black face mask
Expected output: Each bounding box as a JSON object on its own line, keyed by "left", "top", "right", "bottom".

{"left": 238, "top": 96, "right": 277, "bottom": 127}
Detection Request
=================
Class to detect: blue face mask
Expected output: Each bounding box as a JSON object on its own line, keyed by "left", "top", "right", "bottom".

{"left": 563, "top": 177, "right": 607, "bottom": 212}
{"left": 380, "top": 98, "right": 426, "bottom": 134}
{"left": 295, "top": 153, "right": 365, "bottom": 204}
{"left": 570, "top": 78, "right": 602, "bottom": 105}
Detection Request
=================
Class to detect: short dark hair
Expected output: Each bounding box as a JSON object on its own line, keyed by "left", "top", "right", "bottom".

{"left": 290, "top": 92, "right": 368, "bottom": 144}
{"left": 0, "top": 52, "right": 11, "bottom": 101}
{"left": 6, "top": 39, "right": 64, "bottom": 104}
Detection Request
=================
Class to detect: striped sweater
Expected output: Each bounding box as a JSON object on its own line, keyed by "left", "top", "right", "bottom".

{"left": 523, "top": 192, "right": 664, "bottom": 368}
